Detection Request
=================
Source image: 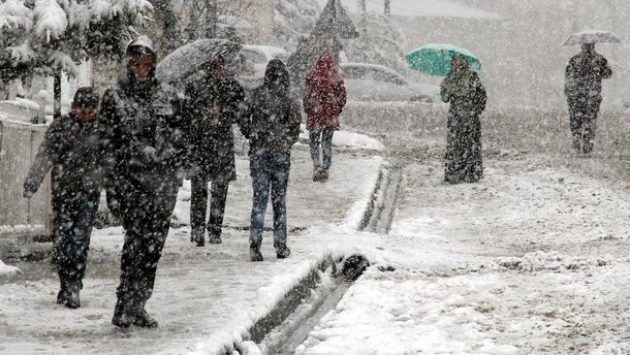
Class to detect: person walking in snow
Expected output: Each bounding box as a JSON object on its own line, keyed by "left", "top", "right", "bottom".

{"left": 184, "top": 55, "right": 247, "bottom": 247}
{"left": 565, "top": 43, "right": 612, "bottom": 154}
{"left": 242, "top": 59, "right": 301, "bottom": 262}
{"left": 303, "top": 50, "right": 347, "bottom": 182}
{"left": 99, "top": 36, "right": 188, "bottom": 328}
{"left": 23, "top": 87, "right": 104, "bottom": 309}
{"left": 440, "top": 54, "right": 487, "bottom": 184}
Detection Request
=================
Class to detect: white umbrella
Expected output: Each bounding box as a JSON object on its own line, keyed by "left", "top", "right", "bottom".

{"left": 562, "top": 30, "right": 621, "bottom": 46}
{"left": 156, "top": 39, "right": 242, "bottom": 85}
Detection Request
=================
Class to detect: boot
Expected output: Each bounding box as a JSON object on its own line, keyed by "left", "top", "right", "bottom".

{"left": 130, "top": 302, "right": 159, "bottom": 328}
{"left": 208, "top": 232, "right": 222, "bottom": 245}
{"left": 64, "top": 289, "right": 80, "bottom": 309}
{"left": 250, "top": 245, "right": 263, "bottom": 262}
{"left": 313, "top": 167, "right": 327, "bottom": 182}
{"left": 56, "top": 289, "right": 69, "bottom": 305}
{"left": 319, "top": 168, "right": 329, "bottom": 182}
{"left": 276, "top": 246, "right": 291, "bottom": 259}
{"left": 312, "top": 163, "right": 321, "bottom": 182}
{"left": 59, "top": 282, "right": 80, "bottom": 309}
{"left": 112, "top": 298, "right": 131, "bottom": 328}
{"left": 190, "top": 229, "right": 205, "bottom": 247}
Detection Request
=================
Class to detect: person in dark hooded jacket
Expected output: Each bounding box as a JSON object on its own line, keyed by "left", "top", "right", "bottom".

{"left": 184, "top": 55, "right": 246, "bottom": 247}
{"left": 23, "top": 87, "right": 104, "bottom": 309}
{"left": 98, "top": 36, "right": 187, "bottom": 328}
{"left": 241, "top": 59, "right": 301, "bottom": 262}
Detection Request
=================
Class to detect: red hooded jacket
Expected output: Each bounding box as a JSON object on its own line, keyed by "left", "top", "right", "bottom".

{"left": 303, "top": 51, "right": 347, "bottom": 131}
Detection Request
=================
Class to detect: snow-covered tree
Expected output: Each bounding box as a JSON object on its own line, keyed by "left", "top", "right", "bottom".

{"left": 344, "top": 13, "right": 409, "bottom": 74}
{"left": 273, "top": 0, "right": 321, "bottom": 49}
{"left": 272, "top": 0, "right": 408, "bottom": 75}
{"left": 0, "top": 0, "right": 152, "bottom": 115}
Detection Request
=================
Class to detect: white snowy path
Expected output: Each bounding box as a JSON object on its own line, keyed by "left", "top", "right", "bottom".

{"left": 297, "top": 155, "right": 630, "bottom": 355}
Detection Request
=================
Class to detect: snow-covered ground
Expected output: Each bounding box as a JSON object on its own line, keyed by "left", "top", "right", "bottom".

{"left": 5, "top": 110, "right": 630, "bottom": 354}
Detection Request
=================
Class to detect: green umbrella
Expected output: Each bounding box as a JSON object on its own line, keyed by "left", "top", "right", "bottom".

{"left": 405, "top": 43, "right": 481, "bottom": 76}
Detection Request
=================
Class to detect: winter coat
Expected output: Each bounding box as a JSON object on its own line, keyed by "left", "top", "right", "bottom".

{"left": 440, "top": 70, "right": 487, "bottom": 184}
{"left": 99, "top": 38, "right": 187, "bottom": 193}
{"left": 23, "top": 113, "right": 107, "bottom": 199}
{"left": 303, "top": 51, "right": 347, "bottom": 131}
{"left": 184, "top": 73, "right": 246, "bottom": 182}
{"left": 565, "top": 52, "right": 612, "bottom": 101}
{"left": 243, "top": 59, "right": 302, "bottom": 155}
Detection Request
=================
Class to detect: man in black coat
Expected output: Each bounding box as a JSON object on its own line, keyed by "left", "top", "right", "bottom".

{"left": 184, "top": 55, "right": 247, "bottom": 246}
{"left": 565, "top": 43, "right": 613, "bottom": 154}
{"left": 23, "top": 87, "right": 103, "bottom": 309}
{"left": 99, "top": 36, "right": 187, "bottom": 328}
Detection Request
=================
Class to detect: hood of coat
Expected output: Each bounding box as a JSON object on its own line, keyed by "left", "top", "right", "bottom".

{"left": 125, "top": 36, "right": 158, "bottom": 85}
{"left": 313, "top": 51, "right": 335, "bottom": 74}
{"left": 264, "top": 59, "right": 291, "bottom": 97}
{"left": 306, "top": 51, "right": 342, "bottom": 86}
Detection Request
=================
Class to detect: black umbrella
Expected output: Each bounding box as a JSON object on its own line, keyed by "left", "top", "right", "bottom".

{"left": 156, "top": 39, "right": 242, "bottom": 85}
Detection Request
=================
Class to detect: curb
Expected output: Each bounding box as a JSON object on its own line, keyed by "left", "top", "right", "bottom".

{"left": 219, "top": 164, "right": 389, "bottom": 354}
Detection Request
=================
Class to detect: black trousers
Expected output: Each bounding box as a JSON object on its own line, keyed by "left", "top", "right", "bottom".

{"left": 116, "top": 184, "right": 178, "bottom": 308}
{"left": 569, "top": 96, "right": 602, "bottom": 154}
{"left": 190, "top": 175, "right": 229, "bottom": 237}
{"left": 52, "top": 190, "right": 99, "bottom": 291}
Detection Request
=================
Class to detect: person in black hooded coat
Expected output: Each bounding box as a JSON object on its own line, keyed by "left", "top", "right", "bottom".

{"left": 241, "top": 59, "right": 302, "bottom": 262}
{"left": 184, "top": 56, "right": 246, "bottom": 246}
{"left": 98, "top": 36, "right": 187, "bottom": 328}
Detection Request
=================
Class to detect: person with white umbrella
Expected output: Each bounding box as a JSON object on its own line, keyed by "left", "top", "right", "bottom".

{"left": 564, "top": 41, "right": 613, "bottom": 154}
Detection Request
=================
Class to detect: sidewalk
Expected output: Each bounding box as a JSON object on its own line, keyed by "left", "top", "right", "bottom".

{"left": 0, "top": 138, "right": 385, "bottom": 355}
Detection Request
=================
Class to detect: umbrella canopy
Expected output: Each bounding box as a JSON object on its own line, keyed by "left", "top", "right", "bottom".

{"left": 562, "top": 30, "right": 621, "bottom": 46}
{"left": 156, "top": 39, "right": 242, "bottom": 85}
{"left": 405, "top": 43, "right": 481, "bottom": 77}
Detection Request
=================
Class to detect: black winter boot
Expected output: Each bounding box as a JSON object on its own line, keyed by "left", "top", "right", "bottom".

{"left": 190, "top": 229, "right": 205, "bottom": 247}
{"left": 56, "top": 289, "right": 69, "bottom": 305}
{"left": 130, "top": 302, "right": 159, "bottom": 328}
{"left": 276, "top": 246, "right": 291, "bottom": 259}
{"left": 112, "top": 298, "right": 131, "bottom": 328}
{"left": 250, "top": 245, "right": 263, "bottom": 262}
{"left": 64, "top": 289, "right": 80, "bottom": 309}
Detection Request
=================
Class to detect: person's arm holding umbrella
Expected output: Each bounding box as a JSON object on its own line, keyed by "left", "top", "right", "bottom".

{"left": 596, "top": 55, "right": 613, "bottom": 79}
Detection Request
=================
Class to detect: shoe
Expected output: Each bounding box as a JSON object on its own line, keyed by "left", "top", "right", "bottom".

{"left": 190, "top": 229, "right": 205, "bottom": 247}
{"left": 313, "top": 167, "right": 328, "bottom": 182}
{"left": 208, "top": 235, "right": 222, "bottom": 244}
{"left": 56, "top": 289, "right": 69, "bottom": 305}
{"left": 276, "top": 247, "right": 291, "bottom": 259}
{"left": 130, "top": 308, "right": 159, "bottom": 328}
{"left": 250, "top": 246, "right": 263, "bottom": 262}
{"left": 64, "top": 290, "right": 80, "bottom": 309}
{"left": 312, "top": 164, "right": 321, "bottom": 182}
{"left": 112, "top": 298, "right": 131, "bottom": 328}
{"left": 320, "top": 168, "right": 329, "bottom": 182}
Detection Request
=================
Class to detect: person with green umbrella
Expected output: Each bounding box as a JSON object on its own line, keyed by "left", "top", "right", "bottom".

{"left": 440, "top": 54, "right": 487, "bottom": 184}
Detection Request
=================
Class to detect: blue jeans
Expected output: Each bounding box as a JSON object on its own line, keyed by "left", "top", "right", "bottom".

{"left": 249, "top": 151, "right": 291, "bottom": 250}
{"left": 309, "top": 129, "right": 334, "bottom": 169}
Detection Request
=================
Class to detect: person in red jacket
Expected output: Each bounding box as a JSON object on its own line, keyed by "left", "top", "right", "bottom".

{"left": 303, "top": 51, "right": 347, "bottom": 182}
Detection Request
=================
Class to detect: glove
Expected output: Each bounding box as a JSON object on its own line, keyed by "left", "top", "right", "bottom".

{"left": 23, "top": 189, "right": 35, "bottom": 199}
{"left": 106, "top": 189, "right": 121, "bottom": 220}
{"left": 142, "top": 146, "right": 158, "bottom": 163}
{"left": 23, "top": 181, "right": 37, "bottom": 199}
